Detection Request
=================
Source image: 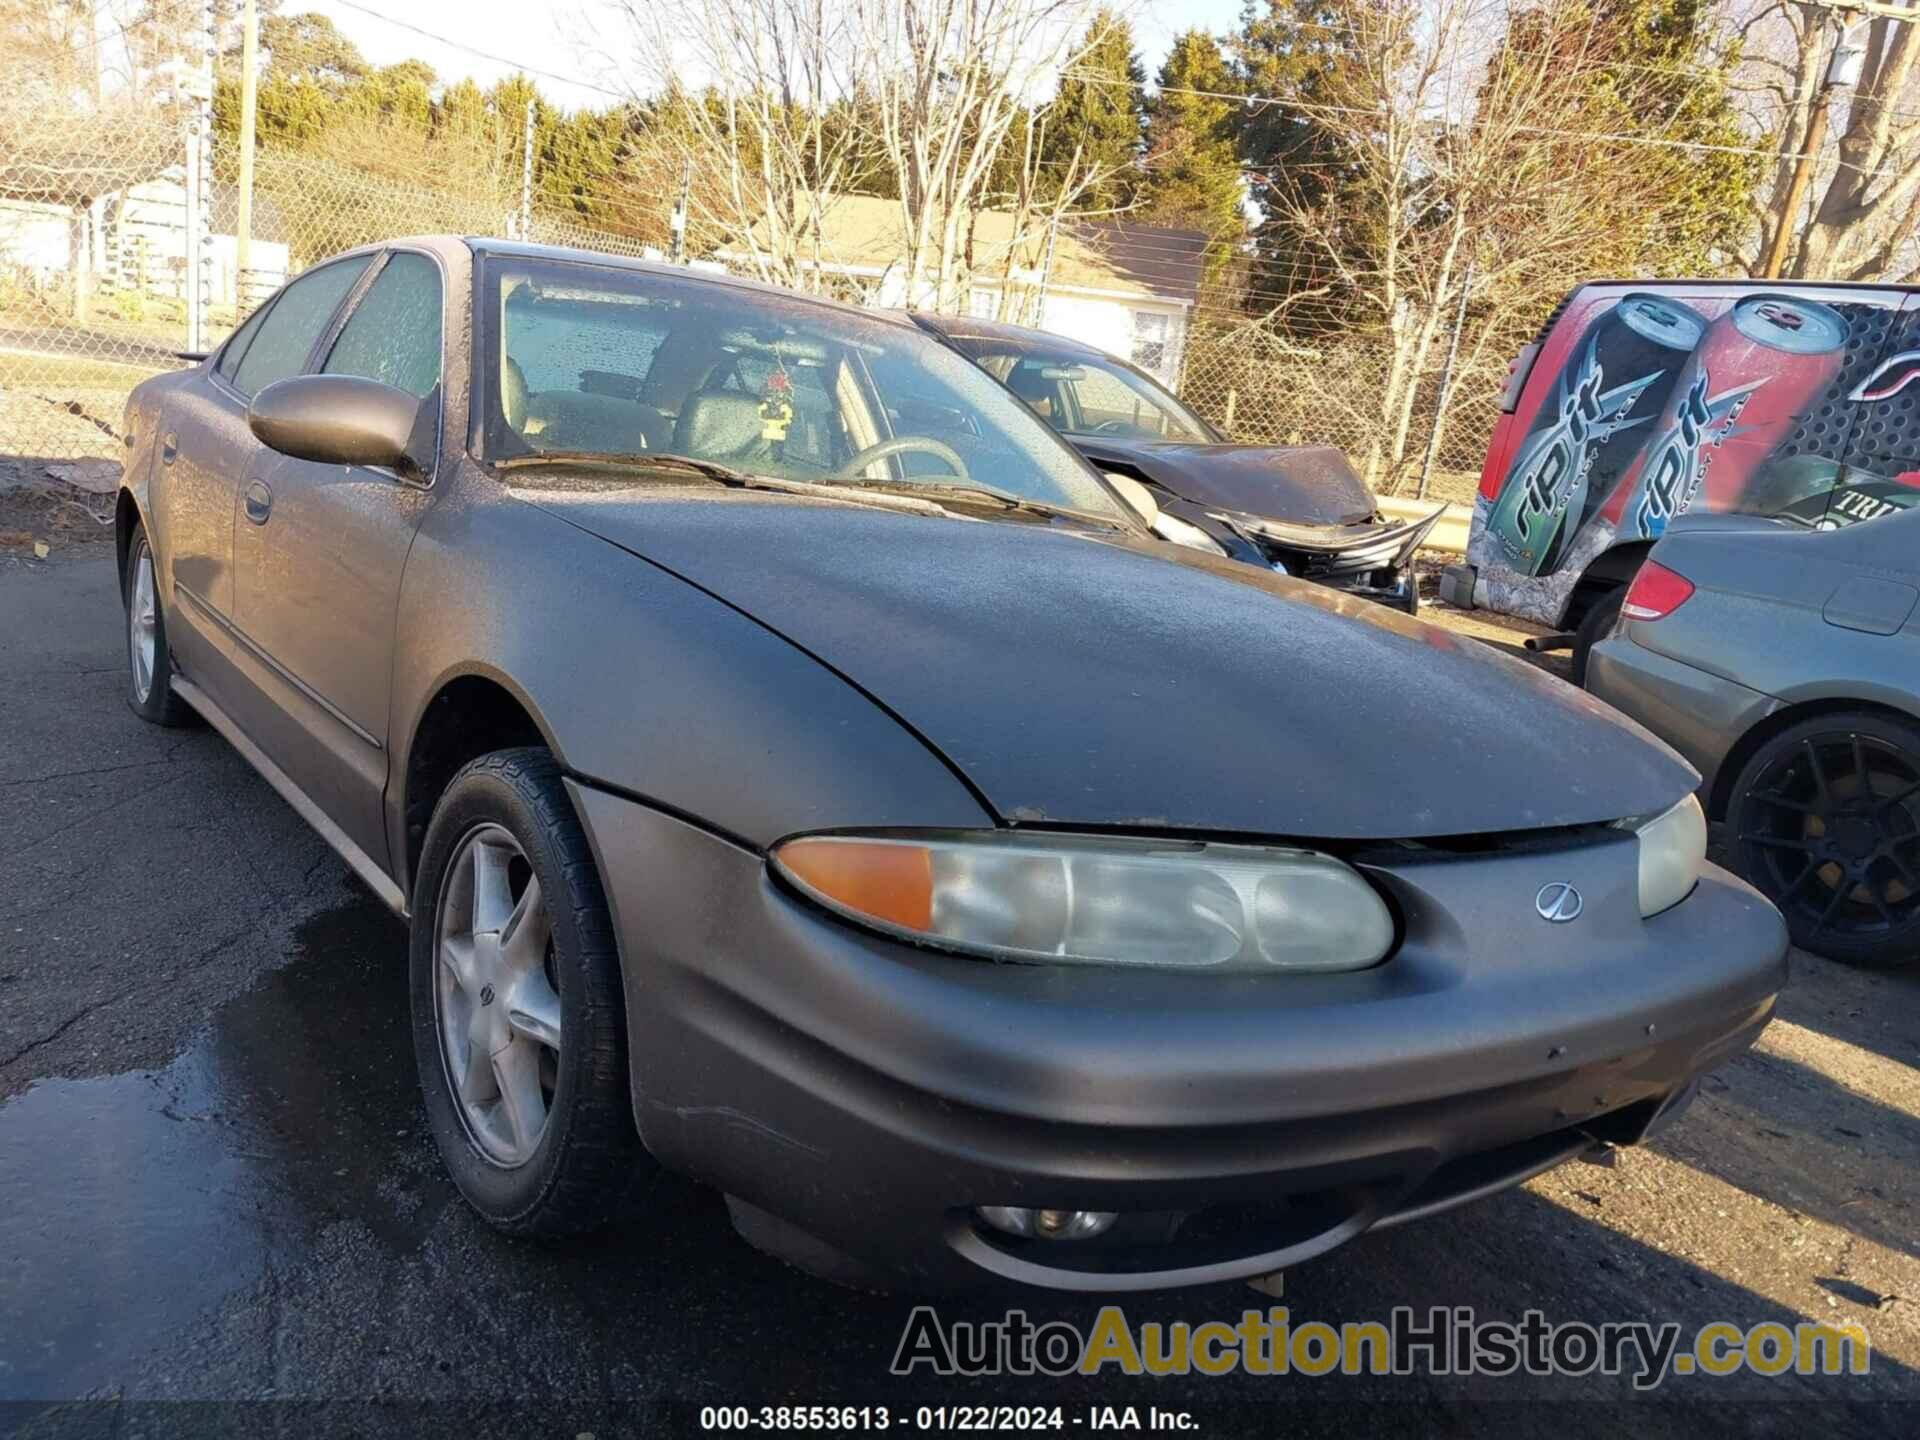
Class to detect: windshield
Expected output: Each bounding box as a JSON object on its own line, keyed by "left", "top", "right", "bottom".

{"left": 954, "top": 337, "right": 1216, "bottom": 443}
{"left": 480, "top": 258, "right": 1127, "bottom": 520}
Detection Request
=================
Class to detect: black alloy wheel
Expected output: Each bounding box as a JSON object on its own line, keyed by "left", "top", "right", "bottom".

{"left": 1730, "top": 711, "right": 1920, "bottom": 968}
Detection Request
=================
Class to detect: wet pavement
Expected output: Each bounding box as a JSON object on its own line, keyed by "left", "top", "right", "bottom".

{"left": 2, "top": 553, "right": 1917, "bottom": 1437}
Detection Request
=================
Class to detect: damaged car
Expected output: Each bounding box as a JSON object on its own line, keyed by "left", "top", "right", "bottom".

{"left": 909, "top": 312, "right": 1443, "bottom": 611}
{"left": 117, "top": 237, "right": 1784, "bottom": 1293}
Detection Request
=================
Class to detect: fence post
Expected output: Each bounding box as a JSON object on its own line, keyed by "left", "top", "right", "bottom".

{"left": 183, "top": 117, "right": 202, "bottom": 352}
{"left": 518, "top": 97, "right": 535, "bottom": 241}
{"left": 236, "top": 0, "right": 259, "bottom": 312}
{"left": 1416, "top": 260, "right": 1474, "bottom": 501}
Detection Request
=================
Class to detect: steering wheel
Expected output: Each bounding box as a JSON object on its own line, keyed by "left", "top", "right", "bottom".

{"left": 1089, "top": 419, "right": 1134, "bottom": 435}
{"left": 836, "top": 436, "right": 970, "bottom": 482}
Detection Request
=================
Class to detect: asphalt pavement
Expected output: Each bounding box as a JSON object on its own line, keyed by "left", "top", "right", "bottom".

{"left": 1, "top": 549, "right": 1916, "bottom": 1437}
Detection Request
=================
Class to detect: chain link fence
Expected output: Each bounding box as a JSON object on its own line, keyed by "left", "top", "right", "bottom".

{"left": 2, "top": 112, "right": 1500, "bottom": 515}
{"left": 1178, "top": 315, "right": 1503, "bottom": 506}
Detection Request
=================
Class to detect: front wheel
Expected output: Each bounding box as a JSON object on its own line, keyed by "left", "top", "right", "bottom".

{"left": 1728, "top": 711, "right": 1920, "bottom": 968}
{"left": 410, "top": 748, "right": 643, "bottom": 1233}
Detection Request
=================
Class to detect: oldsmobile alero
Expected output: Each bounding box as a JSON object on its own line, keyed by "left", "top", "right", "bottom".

{"left": 114, "top": 235, "right": 1787, "bottom": 1291}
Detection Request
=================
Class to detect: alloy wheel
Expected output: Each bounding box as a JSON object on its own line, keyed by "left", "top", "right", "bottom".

{"left": 129, "top": 549, "right": 157, "bottom": 703}
{"left": 1736, "top": 731, "right": 1920, "bottom": 945}
{"left": 434, "top": 823, "right": 562, "bottom": 1166}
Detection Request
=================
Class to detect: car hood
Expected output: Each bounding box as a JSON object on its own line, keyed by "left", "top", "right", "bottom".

{"left": 520, "top": 484, "right": 1695, "bottom": 839}
{"left": 1069, "top": 437, "right": 1379, "bottom": 527}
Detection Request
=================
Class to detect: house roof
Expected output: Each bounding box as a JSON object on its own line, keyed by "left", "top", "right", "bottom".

{"left": 745, "top": 193, "right": 1207, "bottom": 304}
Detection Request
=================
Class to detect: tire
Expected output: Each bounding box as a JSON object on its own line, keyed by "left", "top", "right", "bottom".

{"left": 1570, "top": 585, "right": 1625, "bottom": 688}
{"left": 122, "top": 521, "right": 198, "bottom": 727}
{"left": 1727, "top": 710, "right": 1920, "bottom": 968}
{"left": 409, "top": 747, "right": 643, "bottom": 1233}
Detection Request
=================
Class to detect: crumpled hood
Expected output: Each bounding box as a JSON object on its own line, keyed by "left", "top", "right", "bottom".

{"left": 1071, "top": 438, "right": 1379, "bottom": 527}
{"left": 524, "top": 485, "right": 1696, "bottom": 839}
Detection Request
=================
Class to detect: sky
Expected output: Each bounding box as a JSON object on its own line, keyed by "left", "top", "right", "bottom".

{"left": 295, "top": 0, "right": 1250, "bottom": 113}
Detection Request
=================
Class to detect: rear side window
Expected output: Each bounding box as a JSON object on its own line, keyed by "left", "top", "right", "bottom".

{"left": 215, "top": 300, "right": 273, "bottom": 382}
{"left": 322, "top": 252, "right": 444, "bottom": 398}
{"left": 230, "top": 257, "right": 371, "bottom": 397}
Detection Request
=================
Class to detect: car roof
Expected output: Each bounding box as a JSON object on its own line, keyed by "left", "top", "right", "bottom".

{"left": 1574, "top": 278, "right": 1920, "bottom": 296}
{"left": 462, "top": 236, "right": 916, "bottom": 330}
{"left": 906, "top": 311, "right": 1109, "bottom": 357}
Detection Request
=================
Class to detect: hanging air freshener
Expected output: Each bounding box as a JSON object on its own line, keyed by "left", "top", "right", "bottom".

{"left": 759, "top": 370, "right": 795, "bottom": 443}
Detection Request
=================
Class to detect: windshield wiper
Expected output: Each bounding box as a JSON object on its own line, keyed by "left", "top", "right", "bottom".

{"left": 496, "top": 452, "right": 1122, "bottom": 527}
{"left": 807, "top": 477, "right": 1122, "bottom": 527}
{"left": 494, "top": 450, "right": 758, "bottom": 484}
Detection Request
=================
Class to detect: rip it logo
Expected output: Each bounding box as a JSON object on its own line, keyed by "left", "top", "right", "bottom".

{"left": 1632, "top": 371, "right": 1757, "bottom": 540}
{"left": 1493, "top": 341, "right": 1660, "bottom": 571}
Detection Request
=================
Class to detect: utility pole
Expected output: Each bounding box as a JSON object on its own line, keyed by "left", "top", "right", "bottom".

{"left": 1760, "top": 1, "right": 1910, "bottom": 278}
{"left": 235, "top": 0, "right": 258, "bottom": 314}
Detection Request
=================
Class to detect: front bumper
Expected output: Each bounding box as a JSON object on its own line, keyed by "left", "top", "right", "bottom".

{"left": 572, "top": 783, "right": 1787, "bottom": 1292}
{"left": 1587, "top": 631, "right": 1783, "bottom": 797}
{"left": 1225, "top": 506, "right": 1443, "bottom": 615}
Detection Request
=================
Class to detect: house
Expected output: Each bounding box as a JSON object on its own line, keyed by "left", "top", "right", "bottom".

{"left": 732, "top": 193, "right": 1208, "bottom": 389}
{"left": 1, "top": 174, "right": 290, "bottom": 312}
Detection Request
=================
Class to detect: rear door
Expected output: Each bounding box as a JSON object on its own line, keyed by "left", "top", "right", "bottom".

{"left": 227, "top": 248, "right": 445, "bottom": 871}
{"left": 156, "top": 256, "right": 371, "bottom": 697}
{"left": 1818, "top": 291, "right": 1920, "bottom": 529}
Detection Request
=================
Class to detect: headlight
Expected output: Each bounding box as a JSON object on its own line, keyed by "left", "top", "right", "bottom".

{"left": 1151, "top": 513, "right": 1227, "bottom": 556}
{"left": 1623, "top": 795, "right": 1706, "bottom": 918}
{"left": 771, "top": 832, "right": 1395, "bottom": 973}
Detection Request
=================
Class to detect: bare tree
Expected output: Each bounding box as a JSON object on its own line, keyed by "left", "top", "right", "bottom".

{"left": 608, "top": 0, "right": 867, "bottom": 291}
{"left": 605, "top": 0, "right": 1128, "bottom": 306}
{"left": 1255, "top": 0, "right": 1742, "bottom": 488}
{"left": 845, "top": 0, "right": 1117, "bottom": 310}
{"left": 1739, "top": 0, "right": 1920, "bottom": 281}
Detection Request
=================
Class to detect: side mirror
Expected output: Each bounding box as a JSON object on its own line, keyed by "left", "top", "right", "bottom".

{"left": 249, "top": 375, "right": 427, "bottom": 478}
{"left": 1102, "top": 471, "right": 1160, "bottom": 527}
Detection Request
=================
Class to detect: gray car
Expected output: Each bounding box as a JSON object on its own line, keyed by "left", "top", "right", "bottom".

{"left": 116, "top": 235, "right": 1785, "bottom": 1292}
{"left": 1587, "top": 506, "right": 1920, "bottom": 968}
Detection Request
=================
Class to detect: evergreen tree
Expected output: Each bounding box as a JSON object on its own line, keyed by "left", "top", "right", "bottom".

{"left": 1038, "top": 7, "right": 1146, "bottom": 210}
{"left": 1230, "top": 0, "right": 1366, "bottom": 328}
{"left": 1136, "top": 30, "right": 1245, "bottom": 256}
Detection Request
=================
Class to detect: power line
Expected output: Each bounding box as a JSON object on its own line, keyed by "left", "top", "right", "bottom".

{"left": 1055, "top": 64, "right": 1920, "bottom": 182}
{"left": 326, "top": 0, "right": 630, "bottom": 103}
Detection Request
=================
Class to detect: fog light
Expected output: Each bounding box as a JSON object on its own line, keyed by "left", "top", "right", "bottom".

{"left": 976, "top": 1206, "right": 1118, "bottom": 1241}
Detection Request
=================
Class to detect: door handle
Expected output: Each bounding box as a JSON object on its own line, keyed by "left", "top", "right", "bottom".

{"left": 160, "top": 433, "right": 178, "bottom": 465}
{"left": 244, "top": 480, "right": 272, "bottom": 525}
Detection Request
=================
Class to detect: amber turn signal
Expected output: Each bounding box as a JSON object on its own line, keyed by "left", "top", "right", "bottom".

{"left": 774, "top": 836, "right": 934, "bottom": 932}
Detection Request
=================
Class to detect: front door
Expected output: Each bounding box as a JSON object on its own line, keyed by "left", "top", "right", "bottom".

{"left": 228, "top": 249, "right": 445, "bottom": 872}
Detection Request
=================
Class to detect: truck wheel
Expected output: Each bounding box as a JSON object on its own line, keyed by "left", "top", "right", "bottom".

{"left": 1570, "top": 586, "right": 1625, "bottom": 688}
{"left": 410, "top": 747, "right": 644, "bottom": 1233}
{"left": 1728, "top": 711, "right": 1920, "bottom": 968}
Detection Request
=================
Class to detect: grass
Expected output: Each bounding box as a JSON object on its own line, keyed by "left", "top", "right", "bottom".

{"left": 0, "top": 351, "right": 172, "bottom": 390}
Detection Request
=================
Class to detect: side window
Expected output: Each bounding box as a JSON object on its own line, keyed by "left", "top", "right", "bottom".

{"left": 215, "top": 299, "right": 274, "bottom": 382}
{"left": 321, "top": 253, "right": 444, "bottom": 398}
{"left": 230, "top": 257, "right": 371, "bottom": 397}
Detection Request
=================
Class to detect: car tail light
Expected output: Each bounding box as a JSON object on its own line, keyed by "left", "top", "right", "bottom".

{"left": 1620, "top": 560, "right": 1694, "bottom": 621}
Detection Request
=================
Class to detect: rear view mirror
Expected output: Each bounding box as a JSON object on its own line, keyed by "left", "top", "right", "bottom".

{"left": 1038, "top": 365, "right": 1087, "bottom": 381}
{"left": 249, "top": 375, "right": 427, "bottom": 478}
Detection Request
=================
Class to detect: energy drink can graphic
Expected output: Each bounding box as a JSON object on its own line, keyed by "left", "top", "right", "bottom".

{"left": 1486, "top": 292, "right": 1703, "bottom": 575}
{"left": 1604, "top": 294, "right": 1850, "bottom": 540}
